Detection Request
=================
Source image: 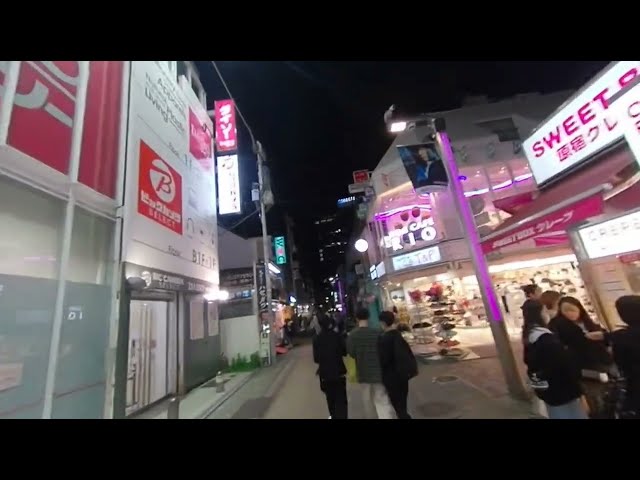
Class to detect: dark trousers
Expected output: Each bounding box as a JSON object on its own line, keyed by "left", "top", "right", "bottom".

{"left": 320, "top": 377, "right": 348, "bottom": 419}
{"left": 384, "top": 378, "right": 411, "bottom": 419}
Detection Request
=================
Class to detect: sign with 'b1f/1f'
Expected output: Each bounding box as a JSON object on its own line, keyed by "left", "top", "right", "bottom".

{"left": 274, "top": 236, "right": 287, "bottom": 265}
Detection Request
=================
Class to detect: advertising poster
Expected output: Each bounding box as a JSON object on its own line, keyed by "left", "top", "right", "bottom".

{"left": 122, "top": 62, "right": 218, "bottom": 285}
{"left": 189, "top": 300, "right": 205, "bottom": 340}
{"left": 397, "top": 142, "right": 449, "bottom": 193}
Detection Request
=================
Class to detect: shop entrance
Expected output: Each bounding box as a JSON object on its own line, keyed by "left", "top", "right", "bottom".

{"left": 125, "top": 296, "right": 178, "bottom": 416}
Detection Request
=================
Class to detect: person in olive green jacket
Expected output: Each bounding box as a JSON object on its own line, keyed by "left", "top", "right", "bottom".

{"left": 347, "top": 307, "right": 395, "bottom": 419}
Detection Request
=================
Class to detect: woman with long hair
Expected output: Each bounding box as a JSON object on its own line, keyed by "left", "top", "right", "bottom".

{"left": 550, "top": 296, "right": 612, "bottom": 371}
{"left": 549, "top": 296, "right": 613, "bottom": 417}
{"left": 521, "top": 300, "right": 587, "bottom": 419}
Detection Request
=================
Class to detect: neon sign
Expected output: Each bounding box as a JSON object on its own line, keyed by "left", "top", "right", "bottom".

{"left": 274, "top": 236, "right": 287, "bottom": 265}
{"left": 383, "top": 217, "right": 437, "bottom": 251}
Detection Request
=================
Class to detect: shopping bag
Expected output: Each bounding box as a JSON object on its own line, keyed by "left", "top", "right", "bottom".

{"left": 344, "top": 355, "right": 357, "bottom": 383}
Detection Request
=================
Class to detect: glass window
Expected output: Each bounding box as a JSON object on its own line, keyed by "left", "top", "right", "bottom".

{"left": 0, "top": 177, "right": 65, "bottom": 418}
{"left": 53, "top": 208, "right": 115, "bottom": 418}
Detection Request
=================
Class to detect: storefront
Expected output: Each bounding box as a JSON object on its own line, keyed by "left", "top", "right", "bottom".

{"left": 0, "top": 61, "right": 126, "bottom": 419}
{"left": 480, "top": 61, "right": 640, "bottom": 331}
{"left": 370, "top": 195, "right": 503, "bottom": 359}
{"left": 113, "top": 62, "right": 221, "bottom": 418}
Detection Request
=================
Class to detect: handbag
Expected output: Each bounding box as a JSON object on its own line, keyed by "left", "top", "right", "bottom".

{"left": 344, "top": 355, "right": 357, "bottom": 384}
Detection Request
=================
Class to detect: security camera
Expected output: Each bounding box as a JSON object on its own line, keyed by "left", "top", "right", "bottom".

{"left": 126, "top": 276, "right": 148, "bottom": 291}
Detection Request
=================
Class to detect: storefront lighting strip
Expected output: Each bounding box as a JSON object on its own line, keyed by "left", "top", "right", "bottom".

{"left": 462, "top": 173, "right": 533, "bottom": 198}
{"left": 488, "top": 254, "right": 578, "bottom": 274}
{"left": 376, "top": 173, "right": 535, "bottom": 220}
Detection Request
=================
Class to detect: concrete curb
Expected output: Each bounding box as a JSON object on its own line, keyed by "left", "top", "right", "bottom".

{"left": 197, "top": 370, "right": 259, "bottom": 419}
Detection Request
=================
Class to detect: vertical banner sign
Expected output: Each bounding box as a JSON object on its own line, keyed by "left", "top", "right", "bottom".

{"left": 274, "top": 236, "right": 287, "bottom": 265}
{"left": 217, "top": 154, "right": 241, "bottom": 215}
{"left": 214, "top": 99, "right": 237, "bottom": 152}
{"left": 255, "top": 261, "right": 271, "bottom": 364}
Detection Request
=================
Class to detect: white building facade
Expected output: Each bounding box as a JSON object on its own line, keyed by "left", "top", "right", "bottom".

{"left": 0, "top": 61, "right": 221, "bottom": 419}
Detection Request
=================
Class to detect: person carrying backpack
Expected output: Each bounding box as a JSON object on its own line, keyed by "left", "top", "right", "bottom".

{"left": 378, "top": 311, "right": 418, "bottom": 419}
{"left": 522, "top": 300, "right": 587, "bottom": 419}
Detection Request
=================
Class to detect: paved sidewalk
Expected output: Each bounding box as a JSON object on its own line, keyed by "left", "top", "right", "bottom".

{"left": 263, "top": 344, "right": 540, "bottom": 419}
{"left": 205, "top": 350, "right": 298, "bottom": 419}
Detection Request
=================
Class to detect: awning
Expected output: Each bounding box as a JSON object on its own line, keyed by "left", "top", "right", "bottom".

{"left": 481, "top": 146, "right": 634, "bottom": 254}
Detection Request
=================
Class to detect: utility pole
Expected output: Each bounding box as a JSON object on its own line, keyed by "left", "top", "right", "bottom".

{"left": 255, "top": 140, "right": 275, "bottom": 364}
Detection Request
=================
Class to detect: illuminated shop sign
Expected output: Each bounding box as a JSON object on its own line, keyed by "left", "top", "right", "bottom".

{"left": 578, "top": 210, "right": 640, "bottom": 259}
{"left": 391, "top": 245, "right": 442, "bottom": 272}
{"left": 523, "top": 61, "right": 640, "bottom": 186}
{"left": 383, "top": 217, "right": 437, "bottom": 251}
{"left": 375, "top": 262, "right": 386, "bottom": 278}
{"left": 274, "top": 236, "right": 287, "bottom": 265}
{"left": 337, "top": 196, "right": 356, "bottom": 207}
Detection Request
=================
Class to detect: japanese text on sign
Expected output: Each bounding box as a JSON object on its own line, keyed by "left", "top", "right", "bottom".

{"left": 214, "top": 99, "right": 237, "bottom": 152}
{"left": 523, "top": 62, "right": 640, "bottom": 185}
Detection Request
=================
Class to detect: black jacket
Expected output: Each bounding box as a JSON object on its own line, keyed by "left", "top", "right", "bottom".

{"left": 524, "top": 327, "right": 583, "bottom": 406}
{"left": 378, "top": 329, "right": 417, "bottom": 383}
{"left": 548, "top": 316, "right": 612, "bottom": 371}
{"left": 611, "top": 326, "right": 640, "bottom": 411}
{"left": 313, "top": 330, "right": 347, "bottom": 381}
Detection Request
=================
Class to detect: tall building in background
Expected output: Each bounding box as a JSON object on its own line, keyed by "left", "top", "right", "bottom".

{"left": 313, "top": 209, "right": 352, "bottom": 304}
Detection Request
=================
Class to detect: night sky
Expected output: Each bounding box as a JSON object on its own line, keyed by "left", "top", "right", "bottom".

{"left": 195, "top": 61, "right": 608, "bottom": 283}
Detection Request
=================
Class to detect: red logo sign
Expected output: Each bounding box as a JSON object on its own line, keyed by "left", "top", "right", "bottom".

{"left": 0, "top": 61, "right": 123, "bottom": 199}
{"left": 214, "top": 99, "right": 237, "bottom": 152}
{"left": 4, "top": 61, "right": 78, "bottom": 174}
{"left": 138, "top": 141, "right": 183, "bottom": 235}
{"left": 189, "top": 108, "right": 212, "bottom": 164}
{"left": 353, "top": 170, "right": 370, "bottom": 184}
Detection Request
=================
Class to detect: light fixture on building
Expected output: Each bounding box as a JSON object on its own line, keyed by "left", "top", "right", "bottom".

{"left": 354, "top": 239, "right": 369, "bottom": 253}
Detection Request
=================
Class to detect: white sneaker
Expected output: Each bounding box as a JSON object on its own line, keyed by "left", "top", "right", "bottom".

{"left": 328, "top": 416, "right": 332, "bottom": 419}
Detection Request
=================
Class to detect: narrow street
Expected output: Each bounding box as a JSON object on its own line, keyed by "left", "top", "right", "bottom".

{"left": 206, "top": 341, "right": 538, "bottom": 420}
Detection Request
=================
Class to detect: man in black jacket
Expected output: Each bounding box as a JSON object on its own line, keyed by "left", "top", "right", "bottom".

{"left": 378, "top": 311, "right": 417, "bottom": 419}
{"left": 313, "top": 314, "right": 348, "bottom": 419}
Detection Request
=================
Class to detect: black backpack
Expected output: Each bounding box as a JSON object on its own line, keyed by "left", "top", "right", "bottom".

{"left": 394, "top": 332, "right": 418, "bottom": 379}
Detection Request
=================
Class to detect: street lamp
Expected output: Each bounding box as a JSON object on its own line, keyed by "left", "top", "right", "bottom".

{"left": 384, "top": 108, "right": 527, "bottom": 400}
{"left": 354, "top": 239, "right": 369, "bottom": 253}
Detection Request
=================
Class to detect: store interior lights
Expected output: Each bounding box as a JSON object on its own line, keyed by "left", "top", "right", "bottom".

{"left": 203, "top": 288, "right": 230, "bottom": 302}
{"left": 268, "top": 262, "right": 281, "bottom": 275}
{"left": 488, "top": 254, "right": 577, "bottom": 274}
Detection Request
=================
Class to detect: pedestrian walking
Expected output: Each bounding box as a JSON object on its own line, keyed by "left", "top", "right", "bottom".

{"left": 313, "top": 314, "right": 348, "bottom": 419}
{"left": 378, "top": 311, "right": 417, "bottom": 419}
{"left": 347, "top": 307, "right": 395, "bottom": 419}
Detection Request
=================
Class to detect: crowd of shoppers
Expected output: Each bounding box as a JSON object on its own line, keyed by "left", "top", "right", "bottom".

{"left": 312, "top": 306, "right": 417, "bottom": 419}
{"left": 522, "top": 284, "right": 640, "bottom": 419}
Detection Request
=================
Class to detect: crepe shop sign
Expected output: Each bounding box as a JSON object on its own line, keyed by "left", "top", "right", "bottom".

{"left": 523, "top": 62, "right": 640, "bottom": 186}
{"left": 383, "top": 217, "right": 437, "bottom": 251}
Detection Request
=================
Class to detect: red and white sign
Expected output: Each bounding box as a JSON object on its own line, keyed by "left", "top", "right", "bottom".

{"left": 611, "top": 82, "right": 640, "bottom": 166}
{"left": 523, "top": 61, "right": 640, "bottom": 186}
{"left": 482, "top": 194, "right": 604, "bottom": 254}
{"left": 189, "top": 107, "right": 212, "bottom": 163}
{"left": 353, "top": 169, "right": 370, "bottom": 184}
{"left": 214, "top": 99, "right": 237, "bottom": 152}
{"left": 138, "top": 140, "right": 183, "bottom": 235}
{"left": 0, "top": 61, "right": 124, "bottom": 199}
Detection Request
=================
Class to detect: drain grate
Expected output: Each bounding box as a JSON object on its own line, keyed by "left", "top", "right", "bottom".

{"left": 434, "top": 375, "right": 459, "bottom": 383}
{"left": 418, "top": 401, "right": 460, "bottom": 418}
